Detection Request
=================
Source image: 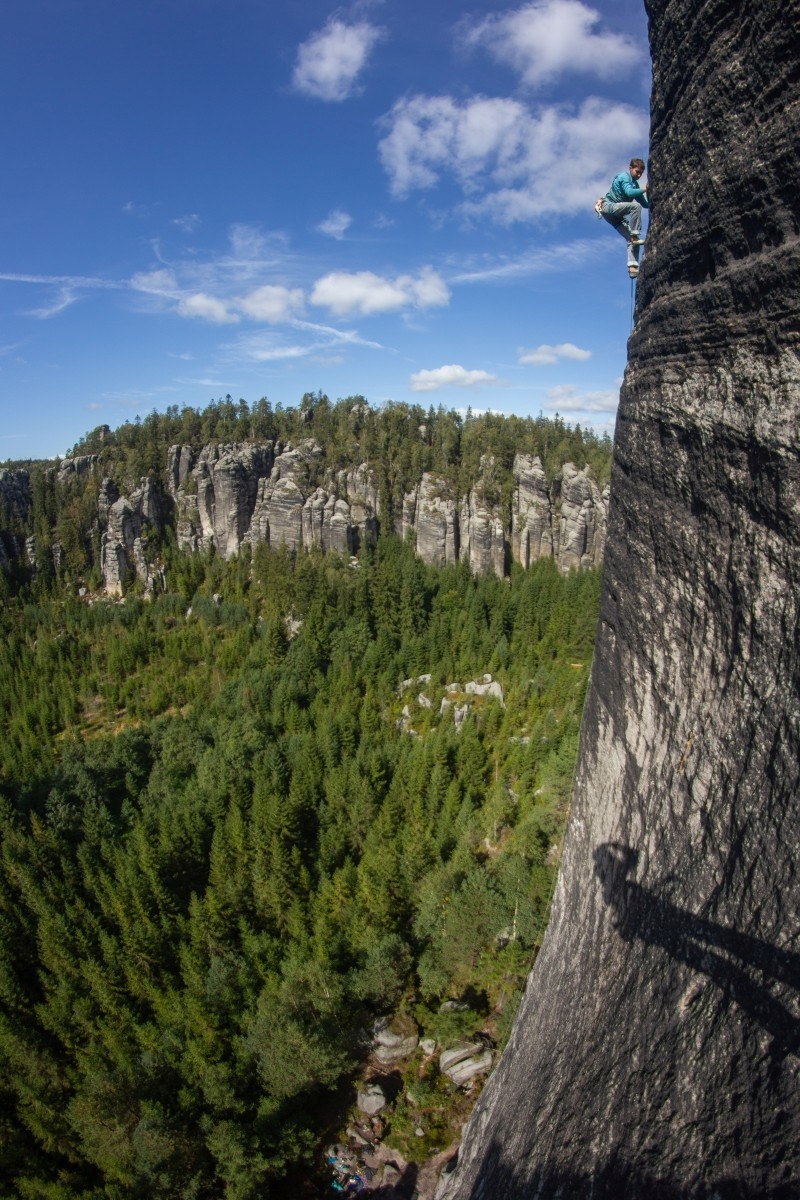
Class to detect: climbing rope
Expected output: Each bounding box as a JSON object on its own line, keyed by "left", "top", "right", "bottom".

{"left": 630, "top": 275, "right": 636, "bottom": 330}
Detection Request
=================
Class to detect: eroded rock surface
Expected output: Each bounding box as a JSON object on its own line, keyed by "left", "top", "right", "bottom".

{"left": 100, "top": 477, "right": 163, "bottom": 596}
{"left": 99, "top": 441, "right": 606, "bottom": 593}
{"left": 438, "top": 0, "right": 800, "bottom": 1196}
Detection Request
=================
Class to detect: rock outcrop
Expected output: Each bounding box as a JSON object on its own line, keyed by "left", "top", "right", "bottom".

{"left": 170, "top": 442, "right": 274, "bottom": 558}
{"left": 404, "top": 475, "right": 460, "bottom": 568}
{"left": 98, "top": 441, "right": 607, "bottom": 592}
{"left": 437, "top": 1, "right": 800, "bottom": 1197}
{"left": 0, "top": 469, "right": 31, "bottom": 525}
{"left": 399, "top": 457, "right": 606, "bottom": 580}
{"left": 57, "top": 455, "right": 97, "bottom": 484}
{"left": 2, "top": 442, "right": 607, "bottom": 593}
{"left": 100, "top": 477, "right": 162, "bottom": 596}
{"left": 439, "top": 1045, "right": 493, "bottom": 1087}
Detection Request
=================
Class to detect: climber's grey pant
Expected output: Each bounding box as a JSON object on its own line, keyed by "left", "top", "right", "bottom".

{"left": 601, "top": 200, "right": 644, "bottom": 266}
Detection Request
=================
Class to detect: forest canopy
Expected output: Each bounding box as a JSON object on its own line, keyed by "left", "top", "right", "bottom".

{"left": 0, "top": 399, "right": 606, "bottom": 1196}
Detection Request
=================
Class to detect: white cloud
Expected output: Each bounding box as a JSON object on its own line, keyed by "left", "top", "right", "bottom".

{"left": 316, "top": 209, "right": 352, "bottom": 239}
{"left": 231, "top": 337, "right": 310, "bottom": 362}
{"left": 410, "top": 364, "right": 499, "bottom": 392}
{"left": 122, "top": 200, "right": 149, "bottom": 218}
{"left": 545, "top": 383, "right": 618, "bottom": 413}
{"left": 379, "top": 94, "right": 519, "bottom": 196}
{"left": 378, "top": 93, "right": 648, "bottom": 220}
{"left": 237, "top": 284, "right": 305, "bottom": 323}
{"left": 452, "top": 240, "right": 601, "bottom": 282}
{"left": 519, "top": 341, "right": 592, "bottom": 365}
{"left": 464, "top": 0, "right": 641, "bottom": 89}
{"left": 26, "top": 288, "right": 79, "bottom": 319}
{"left": 293, "top": 19, "right": 383, "bottom": 102}
{"left": 0, "top": 271, "right": 125, "bottom": 319}
{"left": 227, "top": 224, "right": 273, "bottom": 264}
{"left": 131, "top": 269, "right": 180, "bottom": 296}
{"left": 177, "top": 293, "right": 240, "bottom": 324}
{"left": 172, "top": 213, "right": 201, "bottom": 233}
{"left": 310, "top": 267, "right": 450, "bottom": 316}
{"left": 129, "top": 231, "right": 303, "bottom": 326}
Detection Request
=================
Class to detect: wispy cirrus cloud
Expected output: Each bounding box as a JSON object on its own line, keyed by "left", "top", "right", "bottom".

{"left": 1, "top": 226, "right": 446, "bottom": 375}
{"left": 378, "top": 92, "right": 648, "bottom": 221}
{"left": 293, "top": 18, "right": 384, "bottom": 101}
{"left": 462, "top": 0, "right": 641, "bottom": 89}
{"left": 519, "top": 342, "right": 591, "bottom": 365}
{"left": 410, "top": 363, "right": 500, "bottom": 392}
{"left": 450, "top": 239, "right": 603, "bottom": 283}
{"left": 128, "top": 228, "right": 300, "bottom": 324}
{"left": 172, "top": 213, "right": 201, "bottom": 234}
{"left": 131, "top": 268, "right": 181, "bottom": 298}
{"left": 122, "top": 200, "right": 150, "bottom": 218}
{"left": 219, "top": 318, "right": 388, "bottom": 372}
{"left": 0, "top": 271, "right": 125, "bottom": 318}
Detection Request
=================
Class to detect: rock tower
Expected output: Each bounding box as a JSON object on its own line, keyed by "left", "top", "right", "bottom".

{"left": 438, "top": 0, "right": 800, "bottom": 1196}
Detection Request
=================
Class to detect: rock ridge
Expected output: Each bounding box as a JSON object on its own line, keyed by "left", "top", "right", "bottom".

{"left": 108, "top": 444, "right": 607, "bottom": 592}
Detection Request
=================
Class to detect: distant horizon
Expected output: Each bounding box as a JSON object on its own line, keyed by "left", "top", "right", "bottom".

{"left": 2, "top": 0, "right": 649, "bottom": 461}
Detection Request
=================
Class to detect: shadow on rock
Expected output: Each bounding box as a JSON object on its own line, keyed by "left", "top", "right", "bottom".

{"left": 593, "top": 843, "right": 800, "bottom": 1058}
{"left": 438, "top": 1140, "right": 800, "bottom": 1200}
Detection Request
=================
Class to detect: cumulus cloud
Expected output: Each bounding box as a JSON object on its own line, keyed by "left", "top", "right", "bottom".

{"left": 379, "top": 94, "right": 526, "bottom": 196}
{"left": 316, "top": 209, "right": 353, "bottom": 239}
{"left": 410, "top": 364, "right": 499, "bottom": 392}
{"left": 378, "top": 93, "right": 648, "bottom": 220}
{"left": 293, "top": 19, "right": 383, "bottom": 101}
{"left": 177, "top": 293, "right": 240, "bottom": 324}
{"left": 519, "top": 341, "right": 591, "bottom": 365}
{"left": 237, "top": 284, "right": 305, "bottom": 323}
{"left": 463, "top": 0, "right": 641, "bottom": 89}
{"left": 545, "top": 383, "right": 619, "bottom": 413}
{"left": 128, "top": 230, "right": 305, "bottom": 325}
{"left": 310, "top": 267, "right": 450, "bottom": 315}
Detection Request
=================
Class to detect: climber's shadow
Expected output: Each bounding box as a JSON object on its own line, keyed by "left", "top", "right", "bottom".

{"left": 593, "top": 843, "right": 800, "bottom": 1057}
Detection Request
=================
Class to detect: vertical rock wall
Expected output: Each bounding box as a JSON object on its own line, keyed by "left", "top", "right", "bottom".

{"left": 99, "top": 445, "right": 606, "bottom": 591}
{"left": 438, "top": 0, "right": 800, "bottom": 1197}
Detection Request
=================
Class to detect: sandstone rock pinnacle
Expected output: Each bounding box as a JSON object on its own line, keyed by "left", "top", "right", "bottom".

{"left": 437, "top": 0, "right": 800, "bottom": 1195}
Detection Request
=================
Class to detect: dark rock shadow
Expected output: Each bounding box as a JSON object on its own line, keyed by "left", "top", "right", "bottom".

{"left": 440, "top": 1142, "right": 799, "bottom": 1200}
{"left": 367, "top": 1160, "right": 419, "bottom": 1197}
{"left": 593, "top": 843, "right": 800, "bottom": 1057}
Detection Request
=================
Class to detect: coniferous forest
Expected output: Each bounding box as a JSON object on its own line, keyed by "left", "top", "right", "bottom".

{"left": 0, "top": 399, "right": 608, "bottom": 1198}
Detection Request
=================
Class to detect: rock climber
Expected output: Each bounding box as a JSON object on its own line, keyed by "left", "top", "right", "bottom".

{"left": 595, "top": 157, "right": 649, "bottom": 278}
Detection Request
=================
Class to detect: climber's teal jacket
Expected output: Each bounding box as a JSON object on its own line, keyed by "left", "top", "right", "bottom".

{"left": 605, "top": 172, "right": 649, "bottom": 206}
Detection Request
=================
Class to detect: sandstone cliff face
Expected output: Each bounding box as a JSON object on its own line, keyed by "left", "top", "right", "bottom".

{"left": 56, "top": 454, "right": 97, "bottom": 485}
{"left": 399, "top": 458, "right": 606, "bottom": 580}
{"left": 100, "top": 477, "right": 162, "bottom": 596}
{"left": 169, "top": 442, "right": 274, "bottom": 558}
{"left": 100, "top": 443, "right": 606, "bottom": 591}
{"left": 405, "top": 476, "right": 460, "bottom": 569}
{"left": 438, "top": 2, "right": 800, "bottom": 1197}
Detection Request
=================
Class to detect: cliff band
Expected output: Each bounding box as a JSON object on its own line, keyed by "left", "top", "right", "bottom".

{"left": 437, "top": 0, "right": 800, "bottom": 1196}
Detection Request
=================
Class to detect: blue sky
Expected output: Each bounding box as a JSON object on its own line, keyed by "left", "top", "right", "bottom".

{"left": 1, "top": 0, "right": 650, "bottom": 461}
